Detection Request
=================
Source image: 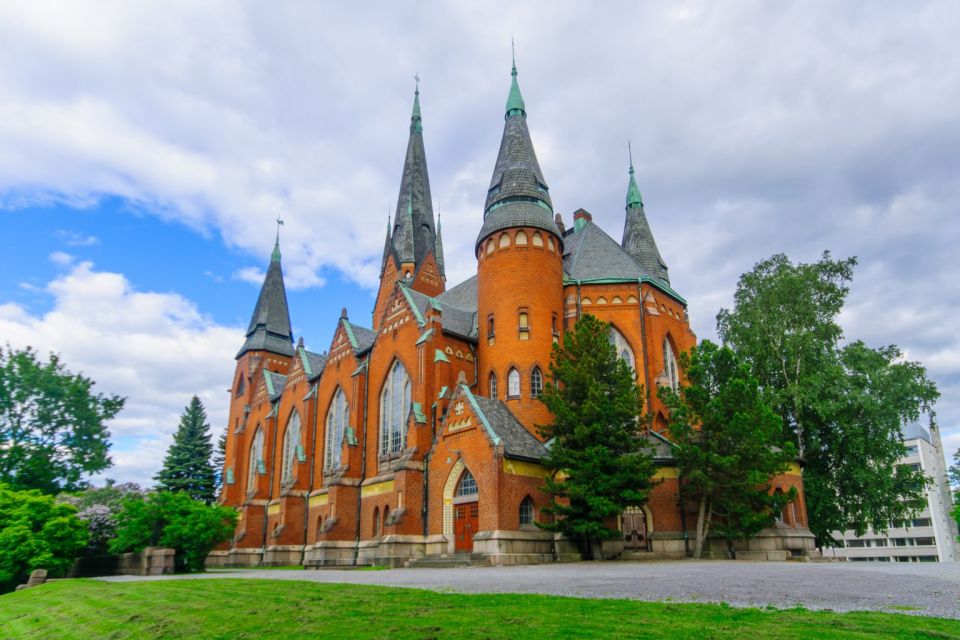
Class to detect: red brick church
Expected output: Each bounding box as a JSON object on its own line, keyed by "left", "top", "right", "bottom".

{"left": 212, "top": 61, "right": 816, "bottom": 567}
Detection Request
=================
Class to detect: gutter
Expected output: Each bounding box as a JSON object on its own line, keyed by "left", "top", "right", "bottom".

{"left": 352, "top": 353, "right": 371, "bottom": 566}
{"left": 263, "top": 399, "right": 280, "bottom": 561}
{"left": 303, "top": 380, "right": 320, "bottom": 560}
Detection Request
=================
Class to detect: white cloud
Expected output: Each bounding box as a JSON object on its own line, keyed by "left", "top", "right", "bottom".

{"left": 0, "top": 261, "right": 240, "bottom": 485}
{"left": 56, "top": 229, "right": 99, "bottom": 246}
{"left": 49, "top": 250, "right": 74, "bottom": 265}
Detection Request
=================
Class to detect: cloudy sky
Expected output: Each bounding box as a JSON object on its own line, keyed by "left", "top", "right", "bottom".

{"left": 1, "top": 1, "right": 957, "bottom": 486}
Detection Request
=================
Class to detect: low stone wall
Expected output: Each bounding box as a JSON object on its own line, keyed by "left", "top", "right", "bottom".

{"left": 649, "top": 527, "right": 819, "bottom": 560}
{"left": 473, "top": 530, "right": 580, "bottom": 565}
{"left": 68, "top": 548, "right": 175, "bottom": 577}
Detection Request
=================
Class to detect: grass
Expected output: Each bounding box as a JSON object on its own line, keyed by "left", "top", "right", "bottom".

{"left": 0, "top": 578, "right": 957, "bottom": 639}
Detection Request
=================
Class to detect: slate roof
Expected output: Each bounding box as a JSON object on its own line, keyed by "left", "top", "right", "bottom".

{"left": 902, "top": 422, "right": 932, "bottom": 444}
{"left": 384, "top": 88, "right": 442, "bottom": 277}
{"left": 237, "top": 244, "right": 294, "bottom": 358}
{"left": 404, "top": 284, "right": 478, "bottom": 340}
{"left": 477, "top": 201, "right": 561, "bottom": 251}
{"left": 436, "top": 276, "right": 478, "bottom": 313}
{"left": 343, "top": 319, "right": 377, "bottom": 355}
{"left": 563, "top": 220, "right": 648, "bottom": 281}
{"left": 459, "top": 385, "right": 548, "bottom": 461}
{"left": 622, "top": 201, "right": 670, "bottom": 285}
{"left": 300, "top": 347, "right": 327, "bottom": 380}
{"left": 647, "top": 429, "right": 676, "bottom": 463}
{"left": 263, "top": 370, "right": 288, "bottom": 400}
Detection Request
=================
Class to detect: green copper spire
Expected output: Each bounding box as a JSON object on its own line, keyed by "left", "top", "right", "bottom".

{"left": 505, "top": 44, "right": 526, "bottom": 118}
{"left": 626, "top": 143, "right": 643, "bottom": 208}
{"left": 411, "top": 74, "right": 423, "bottom": 134}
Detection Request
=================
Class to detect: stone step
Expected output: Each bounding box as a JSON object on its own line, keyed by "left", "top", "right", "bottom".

{"left": 617, "top": 551, "right": 674, "bottom": 562}
{"left": 405, "top": 553, "right": 487, "bottom": 568}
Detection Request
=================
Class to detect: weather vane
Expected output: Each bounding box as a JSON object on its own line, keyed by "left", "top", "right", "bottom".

{"left": 414, "top": 73, "right": 420, "bottom": 93}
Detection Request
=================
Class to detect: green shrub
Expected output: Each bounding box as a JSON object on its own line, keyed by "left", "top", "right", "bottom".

{"left": 109, "top": 491, "right": 237, "bottom": 572}
{"left": 0, "top": 483, "right": 88, "bottom": 592}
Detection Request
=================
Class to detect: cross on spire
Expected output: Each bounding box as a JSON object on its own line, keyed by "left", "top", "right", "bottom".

{"left": 414, "top": 73, "right": 420, "bottom": 94}
{"left": 272, "top": 216, "right": 284, "bottom": 263}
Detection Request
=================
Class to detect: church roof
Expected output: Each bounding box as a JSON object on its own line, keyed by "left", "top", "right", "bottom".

{"left": 458, "top": 385, "right": 548, "bottom": 462}
{"left": 384, "top": 85, "right": 441, "bottom": 276}
{"left": 299, "top": 347, "right": 327, "bottom": 380}
{"left": 263, "top": 370, "right": 288, "bottom": 400}
{"left": 435, "top": 275, "right": 478, "bottom": 312}
{"left": 477, "top": 201, "right": 560, "bottom": 252}
{"left": 402, "top": 284, "right": 478, "bottom": 340}
{"left": 237, "top": 237, "right": 294, "bottom": 359}
{"left": 622, "top": 161, "right": 669, "bottom": 285}
{"left": 341, "top": 318, "right": 377, "bottom": 355}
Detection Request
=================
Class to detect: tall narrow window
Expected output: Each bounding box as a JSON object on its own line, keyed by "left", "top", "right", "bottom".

{"left": 531, "top": 367, "right": 543, "bottom": 398}
{"left": 235, "top": 375, "right": 245, "bottom": 397}
{"left": 609, "top": 327, "right": 635, "bottom": 372}
{"left": 507, "top": 368, "right": 520, "bottom": 398}
{"left": 519, "top": 497, "right": 535, "bottom": 526}
{"left": 518, "top": 310, "right": 529, "bottom": 340}
{"left": 247, "top": 427, "right": 264, "bottom": 494}
{"left": 325, "top": 388, "right": 349, "bottom": 471}
{"left": 663, "top": 338, "right": 680, "bottom": 391}
{"left": 373, "top": 507, "right": 380, "bottom": 537}
{"left": 487, "top": 314, "right": 495, "bottom": 338}
{"left": 281, "top": 410, "right": 301, "bottom": 486}
{"left": 380, "top": 361, "right": 411, "bottom": 455}
{"left": 489, "top": 372, "right": 498, "bottom": 399}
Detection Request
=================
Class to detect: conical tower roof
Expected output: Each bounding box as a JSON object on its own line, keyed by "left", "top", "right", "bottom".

{"left": 238, "top": 233, "right": 295, "bottom": 358}
{"left": 621, "top": 153, "right": 669, "bottom": 285}
{"left": 387, "top": 82, "right": 437, "bottom": 271}
{"left": 477, "top": 58, "right": 559, "bottom": 249}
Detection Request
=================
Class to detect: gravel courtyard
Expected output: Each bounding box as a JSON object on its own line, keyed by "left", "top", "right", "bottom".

{"left": 99, "top": 561, "right": 960, "bottom": 619}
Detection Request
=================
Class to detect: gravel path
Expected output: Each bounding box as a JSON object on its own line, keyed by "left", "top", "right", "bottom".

{"left": 98, "top": 561, "right": 960, "bottom": 619}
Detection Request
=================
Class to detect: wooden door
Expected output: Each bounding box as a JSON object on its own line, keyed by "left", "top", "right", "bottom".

{"left": 622, "top": 507, "right": 647, "bottom": 551}
{"left": 454, "top": 502, "right": 479, "bottom": 552}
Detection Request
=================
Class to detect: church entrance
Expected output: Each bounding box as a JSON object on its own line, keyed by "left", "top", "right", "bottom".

{"left": 622, "top": 506, "right": 649, "bottom": 551}
{"left": 453, "top": 469, "right": 479, "bottom": 552}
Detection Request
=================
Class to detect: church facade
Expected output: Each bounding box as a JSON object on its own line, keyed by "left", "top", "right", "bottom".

{"left": 212, "top": 63, "right": 817, "bottom": 567}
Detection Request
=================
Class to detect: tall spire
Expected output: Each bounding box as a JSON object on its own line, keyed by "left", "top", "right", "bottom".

{"left": 435, "top": 209, "right": 445, "bottom": 277}
{"left": 621, "top": 150, "right": 669, "bottom": 285}
{"left": 477, "top": 52, "right": 560, "bottom": 249}
{"left": 380, "top": 212, "right": 392, "bottom": 275}
{"left": 238, "top": 232, "right": 294, "bottom": 358}
{"left": 386, "top": 78, "right": 438, "bottom": 274}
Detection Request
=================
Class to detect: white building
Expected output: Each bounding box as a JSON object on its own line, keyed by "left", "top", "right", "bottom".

{"left": 822, "top": 422, "right": 959, "bottom": 563}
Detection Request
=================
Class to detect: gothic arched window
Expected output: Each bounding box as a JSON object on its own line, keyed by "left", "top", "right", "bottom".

{"left": 489, "top": 372, "right": 498, "bottom": 399}
{"left": 515, "top": 230, "right": 528, "bottom": 245}
{"left": 663, "top": 338, "right": 680, "bottom": 391}
{"left": 499, "top": 233, "right": 510, "bottom": 249}
{"left": 380, "top": 360, "right": 411, "bottom": 455}
{"left": 609, "top": 326, "right": 635, "bottom": 372}
{"left": 519, "top": 496, "right": 535, "bottom": 526}
{"left": 325, "top": 388, "right": 348, "bottom": 471}
{"left": 531, "top": 367, "right": 543, "bottom": 398}
{"left": 281, "top": 410, "right": 301, "bottom": 486}
{"left": 532, "top": 232, "right": 544, "bottom": 247}
{"left": 456, "top": 470, "right": 478, "bottom": 497}
{"left": 507, "top": 368, "right": 520, "bottom": 398}
{"left": 247, "top": 426, "right": 264, "bottom": 494}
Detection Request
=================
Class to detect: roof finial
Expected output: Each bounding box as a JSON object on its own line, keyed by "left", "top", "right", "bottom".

{"left": 628, "top": 140, "right": 634, "bottom": 173}
{"left": 505, "top": 40, "right": 526, "bottom": 117}
{"left": 411, "top": 74, "right": 423, "bottom": 133}
{"left": 272, "top": 216, "right": 284, "bottom": 263}
{"left": 511, "top": 38, "right": 517, "bottom": 76}
{"left": 414, "top": 72, "right": 420, "bottom": 95}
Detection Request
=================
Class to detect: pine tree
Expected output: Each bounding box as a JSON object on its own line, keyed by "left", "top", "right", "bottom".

{"left": 212, "top": 430, "right": 227, "bottom": 497}
{"left": 538, "top": 314, "right": 656, "bottom": 559}
{"left": 154, "top": 396, "right": 216, "bottom": 503}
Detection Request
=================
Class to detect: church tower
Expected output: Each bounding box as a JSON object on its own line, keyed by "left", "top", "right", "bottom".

{"left": 221, "top": 232, "right": 294, "bottom": 507}
{"left": 373, "top": 82, "right": 445, "bottom": 328}
{"left": 476, "top": 58, "right": 564, "bottom": 431}
{"left": 621, "top": 151, "right": 669, "bottom": 285}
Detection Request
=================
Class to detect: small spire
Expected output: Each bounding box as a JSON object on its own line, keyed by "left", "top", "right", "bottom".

{"left": 411, "top": 74, "right": 422, "bottom": 134}
{"left": 435, "top": 206, "right": 445, "bottom": 277}
{"left": 626, "top": 143, "right": 643, "bottom": 208}
{"left": 272, "top": 216, "right": 284, "bottom": 263}
{"left": 506, "top": 41, "right": 526, "bottom": 118}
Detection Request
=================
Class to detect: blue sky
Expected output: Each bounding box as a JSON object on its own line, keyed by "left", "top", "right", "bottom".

{"left": 1, "top": 1, "right": 958, "bottom": 485}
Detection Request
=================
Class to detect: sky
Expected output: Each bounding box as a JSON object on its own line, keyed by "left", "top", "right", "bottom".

{"left": 1, "top": 1, "right": 958, "bottom": 486}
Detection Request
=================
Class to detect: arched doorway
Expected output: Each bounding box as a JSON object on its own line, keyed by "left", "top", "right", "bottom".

{"left": 453, "top": 469, "right": 479, "bottom": 552}
{"left": 622, "top": 506, "right": 651, "bottom": 551}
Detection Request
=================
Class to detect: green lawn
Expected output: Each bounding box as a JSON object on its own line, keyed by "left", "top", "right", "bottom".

{"left": 1, "top": 578, "right": 957, "bottom": 639}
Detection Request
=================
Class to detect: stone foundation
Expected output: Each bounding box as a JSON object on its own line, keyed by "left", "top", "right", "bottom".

{"left": 263, "top": 545, "right": 306, "bottom": 566}
{"left": 225, "top": 547, "right": 264, "bottom": 567}
{"left": 648, "top": 527, "right": 819, "bottom": 560}
{"left": 472, "top": 530, "right": 580, "bottom": 565}
{"left": 303, "top": 540, "right": 359, "bottom": 567}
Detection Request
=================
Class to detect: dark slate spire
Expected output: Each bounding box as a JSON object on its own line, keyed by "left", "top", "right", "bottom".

{"left": 379, "top": 212, "right": 392, "bottom": 276}
{"left": 621, "top": 148, "right": 669, "bottom": 285}
{"left": 477, "top": 56, "right": 560, "bottom": 249}
{"left": 435, "top": 210, "right": 446, "bottom": 277}
{"left": 238, "top": 227, "right": 295, "bottom": 358}
{"left": 388, "top": 80, "right": 437, "bottom": 272}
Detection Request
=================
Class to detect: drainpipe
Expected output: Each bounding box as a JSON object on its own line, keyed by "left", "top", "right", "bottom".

{"left": 303, "top": 380, "right": 320, "bottom": 563}
{"left": 423, "top": 403, "right": 437, "bottom": 538}
{"left": 263, "top": 401, "right": 280, "bottom": 563}
{"left": 468, "top": 343, "right": 478, "bottom": 388}
{"left": 636, "top": 280, "right": 653, "bottom": 418}
{"left": 352, "top": 354, "right": 371, "bottom": 566}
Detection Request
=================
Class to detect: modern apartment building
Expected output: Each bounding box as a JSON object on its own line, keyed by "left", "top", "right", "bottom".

{"left": 822, "top": 422, "right": 958, "bottom": 562}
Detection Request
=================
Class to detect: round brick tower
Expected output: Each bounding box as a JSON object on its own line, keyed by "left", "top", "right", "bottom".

{"left": 476, "top": 59, "right": 563, "bottom": 434}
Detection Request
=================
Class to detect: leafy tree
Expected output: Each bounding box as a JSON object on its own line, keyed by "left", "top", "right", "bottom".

{"left": 154, "top": 396, "right": 216, "bottom": 503}
{"left": 0, "top": 346, "right": 123, "bottom": 493}
{"left": 57, "top": 480, "right": 143, "bottom": 555}
{"left": 660, "top": 341, "right": 796, "bottom": 559}
{"left": 948, "top": 449, "right": 960, "bottom": 490}
{"left": 213, "top": 430, "right": 227, "bottom": 498}
{"left": 717, "top": 252, "right": 939, "bottom": 545}
{"left": 538, "top": 314, "right": 656, "bottom": 559}
{"left": 0, "top": 484, "right": 89, "bottom": 592}
{"left": 110, "top": 491, "right": 237, "bottom": 573}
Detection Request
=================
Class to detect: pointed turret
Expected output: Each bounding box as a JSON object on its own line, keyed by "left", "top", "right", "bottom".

{"left": 621, "top": 150, "right": 670, "bottom": 285}
{"left": 435, "top": 211, "right": 446, "bottom": 277}
{"left": 386, "top": 80, "right": 437, "bottom": 275}
{"left": 237, "top": 232, "right": 295, "bottom": 358}
{"left": 379, "top": 213, "right": 392, "bottom": 275}
{"left": 477, "top": 57, "right": 559, "bottom": 250}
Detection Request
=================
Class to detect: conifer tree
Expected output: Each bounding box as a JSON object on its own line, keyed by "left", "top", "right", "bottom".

{"left": 154, "top": 396, "right": 216, "bottom": 503}
{"left": 538, "top": 314, "right": 656, "bottom": 559}
{"left": 212, "top": 430, "right": 227, "bottom": 497}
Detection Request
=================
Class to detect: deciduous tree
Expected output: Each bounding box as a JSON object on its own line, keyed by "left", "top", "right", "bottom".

{"left": 0, "top": 346, "right": 122, "bottom": 494}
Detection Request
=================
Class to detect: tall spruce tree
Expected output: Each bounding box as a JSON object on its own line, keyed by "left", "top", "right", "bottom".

{"left": 660, "top": 341, "right": 796, "bottom": 559}
{"left": 717, "top": 252, "right": 939, "bottom": 545}
{"left": 154, "top": 396, "right": 216, "bottom": 503}
{"left": 212, "top": 430, "right": 227, "bottom": 497}
{"left": 538, "top": 314, "right": 656, "bottom": 559}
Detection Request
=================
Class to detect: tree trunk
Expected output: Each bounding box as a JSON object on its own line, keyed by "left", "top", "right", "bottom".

{"left": 693, "top": 497, "right": 709, "bottom": 559}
